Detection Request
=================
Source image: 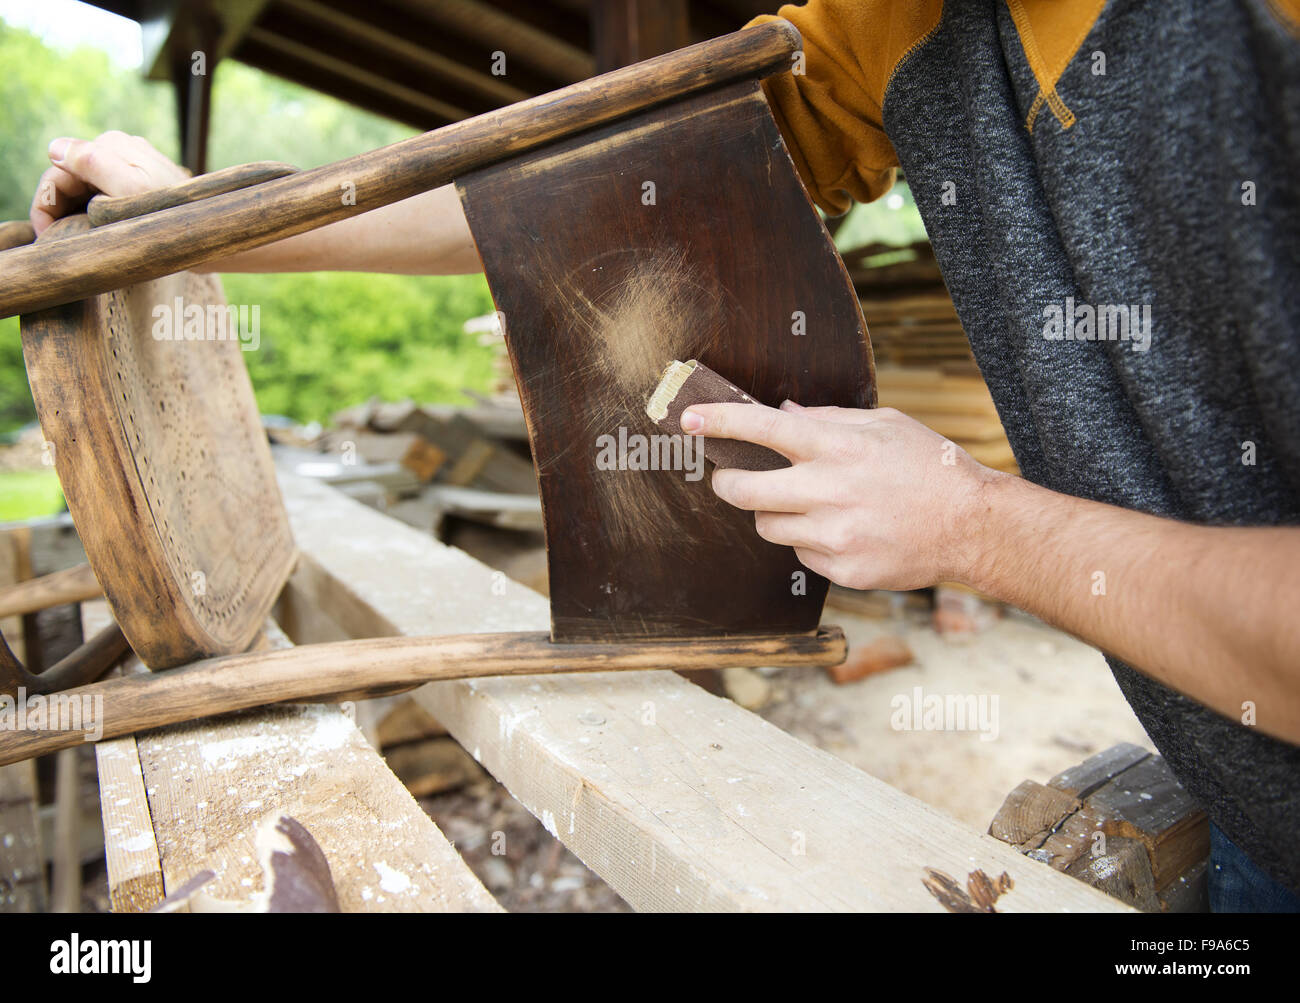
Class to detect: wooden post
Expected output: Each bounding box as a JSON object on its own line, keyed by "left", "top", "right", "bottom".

{"left": 50, "top": 748, "right": 82, "bottom": 912}
{"left": 172, "top": 8, "right": 218, "bottom": 173}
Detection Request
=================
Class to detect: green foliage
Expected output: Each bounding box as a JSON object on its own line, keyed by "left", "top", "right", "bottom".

{"left": 0, "top": 468, "right": 64, "bottom": 521}
{"left": 0, "top": 21, "right": 497, "bottom": 437}
{"left": 223, "top": 271, "right": 497, "bottom": 424}
{"left": 0, "top": 314, "right": 32, "bottom": 434}
{"left": 832, "top": 181, "right": 929, "bottom": 250}
{"left": 0, "top": 23, "right": 176, "bottom": 221}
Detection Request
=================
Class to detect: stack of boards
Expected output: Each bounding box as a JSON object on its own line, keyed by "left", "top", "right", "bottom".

{"left": 846, "top": 240, "right": 974, "bottom": 370}
{"left": 845, "top": 239, "right": 1019, "bottom": 476}
{"left": 874, "top": 366, "right": 1019, "bottom": 475}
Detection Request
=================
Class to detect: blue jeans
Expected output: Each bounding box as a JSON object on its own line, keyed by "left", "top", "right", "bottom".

{"left": 1209, "top": 823, "right": 1300, "bottom": 913}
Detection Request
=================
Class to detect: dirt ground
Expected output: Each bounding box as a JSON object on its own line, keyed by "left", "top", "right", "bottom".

{"left": 763, "top": 606, "right": 1153, "bottom": 832}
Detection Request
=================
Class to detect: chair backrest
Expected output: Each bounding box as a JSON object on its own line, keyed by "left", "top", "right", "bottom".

{"left": 16, "top": 214, "right": 295, "bottom": 668}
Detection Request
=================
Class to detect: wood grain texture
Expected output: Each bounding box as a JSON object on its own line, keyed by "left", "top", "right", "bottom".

{"left": 19, "top": 216, "right": 296, "bottom": 668}
{"left": 0, "top": 221, "right": 34, "bottom": 252}
{"left": 0, "top": 627, "right": 845, "bottom": 764}
{"left": 95, "top": 734, "right": 165, "bottom": 913}
{"left": 87, "top": 161, "right": 298, "bottom": 227}
{"left": 0, "top": 22, "right": 801, "bottom": 318}
{"left": 0, "top": 562, "right": 102, "bottom": 619}
{"left": 281, "top": 474, "right": 1127, "bottom": 912}
{"left": 458, "top": 81, "right": 874, "bottom": 641}
{"left": 83, "top": 602, "right": 499, "bottom": 913}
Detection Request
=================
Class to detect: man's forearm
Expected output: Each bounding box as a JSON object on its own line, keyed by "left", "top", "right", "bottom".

{"left": 966, "top": 473, "right": 1300, "bottom": 744}
{"left": 193, "top": 184, "right": 482, "bottom": 275}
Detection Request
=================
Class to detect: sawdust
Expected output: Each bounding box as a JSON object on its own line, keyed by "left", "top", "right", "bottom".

{"left": 544, "top": 249, "right": 753, "bottom": 560}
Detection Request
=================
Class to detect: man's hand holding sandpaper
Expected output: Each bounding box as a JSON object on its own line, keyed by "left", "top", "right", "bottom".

{"left": 680, "top": 400, "right": 995, "bottom": 592}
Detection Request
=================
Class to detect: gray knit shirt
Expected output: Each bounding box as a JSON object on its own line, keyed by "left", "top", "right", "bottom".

{"left": 878, "top": 0, "right": 1299, "bottom": 891}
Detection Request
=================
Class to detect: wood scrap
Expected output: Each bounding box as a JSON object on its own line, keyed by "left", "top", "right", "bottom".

{"left": 327, "top": 430, "right": 446, "bottom": 483}
{"left": 826, "top": 635, "right": 915, "bottom": 684}
{"left": 375, "top": 696, "right": 447, "bottom": 748}
{"left": 989, "top": 744, "right": 1209, "bottom": 911}
{"left": 384, "top": 737, "right": 484, "bottom": 797}
{"left": 876, "top": 365, "right": 1019, "bottom": 475}
{"left": 429, "top": 484, "right": 542, "bottom": 532}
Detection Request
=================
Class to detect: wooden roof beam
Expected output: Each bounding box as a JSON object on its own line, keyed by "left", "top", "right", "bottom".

{"left": 250, "top": 7, "right": 503, "bottom": 119}
{"left": 138, "top": 0, "right": 270, "bottom": 81}
{"left": 278, "top": 0, "right": 568, "bottom": 102}
{"left": 234, "top": 34, "right": 455, "bottom": 130}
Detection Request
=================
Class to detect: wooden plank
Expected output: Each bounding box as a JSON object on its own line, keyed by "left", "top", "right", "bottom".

{"left": 987, "top": 779, "right": 1079, "bottom": 849}
{"left": 1048, "top": 742, "right": 1151, "bottom": 799}
{"left": 1083, "top": 755, "right": 1209, "bottom": 892}
{"left": 95, "top": 734, "right": 165, "bottom": 913}
{"left": 281, "top": 473, "right": 1128, "bottom": 912}
{"left": 992, "top": 744, "right": 1209, "bottom": 911}
{"left": 85, "top": 604, "right": 499, "bottom": 912}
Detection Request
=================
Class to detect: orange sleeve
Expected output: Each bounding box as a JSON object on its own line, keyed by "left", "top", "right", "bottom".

{"left": 748, "top": 1, "right": 943, "bottom": 214}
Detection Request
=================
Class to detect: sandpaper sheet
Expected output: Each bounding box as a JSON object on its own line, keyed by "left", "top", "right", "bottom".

{"left": 646, "top": 359, "right": 789, "bottom": 471}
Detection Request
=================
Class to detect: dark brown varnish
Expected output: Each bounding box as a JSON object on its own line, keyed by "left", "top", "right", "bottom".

{"left": 458, "top": 81, "right": 875, "bottom": 641}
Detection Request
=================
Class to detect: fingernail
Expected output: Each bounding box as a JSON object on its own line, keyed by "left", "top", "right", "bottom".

{"left": 48, "top": 138, "right": 70, "bottom": 163}
{"left": 680, "top": 409, "right": 703, "bottom": 433}
{"left": 781, "top": 399, "right": 804, "bottom": 411}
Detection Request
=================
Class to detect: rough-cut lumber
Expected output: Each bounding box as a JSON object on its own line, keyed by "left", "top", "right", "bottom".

{"left": 375, "top": 697, "right": 447, "bottom": 747}
{"left": 1048, "top": 741, "right": 1150, "bottom": 799}
{"left": 427, "top": 484, "right": 542, "bottom": 531}
{"left": 328, "top": 430, "right": 447, "bottom": 483}
{"left": 988, "top": 779, "right": 1080, "bottom": 848}
{"left": 95, "top": 733, "right": 164, "bottom": 913}
{"left": 84, "top": 604, "right": 500, "bottom": 912}
{"left": 390, "top": 411, "right": 537, "bottom": 495}
{"left": 990, "top": 744, "right": 1209, "bottom": 911}
{"left": 384, "top": 738, "right": 483, "bottom": 797}
{"left": 281, "top": 473, "right": 1127, "bottom": 912}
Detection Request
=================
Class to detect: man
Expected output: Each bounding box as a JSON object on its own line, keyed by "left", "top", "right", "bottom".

{"left": 32, "top": 1, "right": 1298, "bottom": 910}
